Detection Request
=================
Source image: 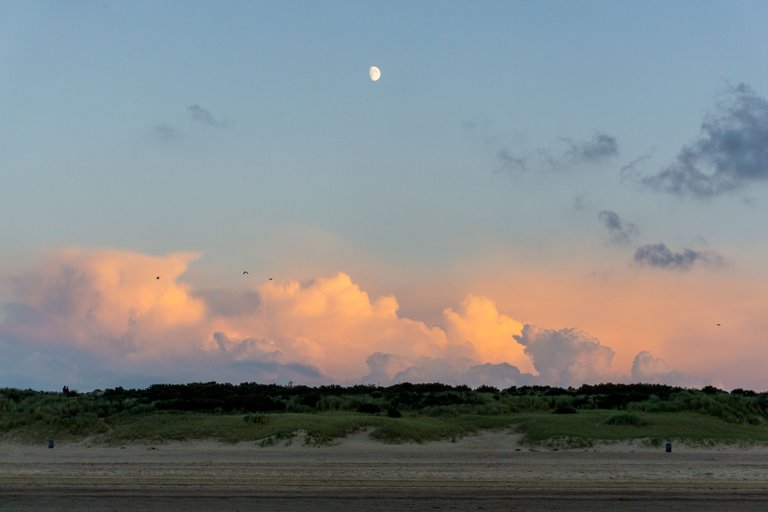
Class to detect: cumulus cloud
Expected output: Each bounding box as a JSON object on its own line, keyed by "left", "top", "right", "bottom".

{"left": 1, "top": 247, "right": 206, "bottom": 358}
{"left": 631, "top": 351, "right": 703, "bottom": 387}
{"left": 443, "top": 294, "right": 532, "bottom": 372}
{"left": 363, "top": 353, "right": 535, "bottom": 388}
{"left": 1, "top": 246, "right": 701, "bottom": 389}
{"left": 642, "top": 84, "right": 768, "bottom": 197}
{"left": 513, "top": 324, "right": 615, "bottom": 386}
{"left": 498, "top": 131, "right": 618, "bottom": 174}
{"left": 231, "top": 273, "right": 453, "bottom": 379}
{"left": 598, "top": 210, "right": 639, "bottom": 245}
{"left": 187, "top": 104, "right": 229, "bottom": 127}
{"left": 194, "top": 288, "right": 261, "bottom": 317}
{"left": 634, "top": 243, "right": 720, "bottom": 271}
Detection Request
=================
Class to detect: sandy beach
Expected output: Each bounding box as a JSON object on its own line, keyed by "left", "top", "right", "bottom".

{"left": 2, "top": 430, "right": 768, "bottom": 511}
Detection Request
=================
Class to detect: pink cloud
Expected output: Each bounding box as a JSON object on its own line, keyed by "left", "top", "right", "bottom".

{"left": 1, "top": 246, "right": 720, "bottom": 389}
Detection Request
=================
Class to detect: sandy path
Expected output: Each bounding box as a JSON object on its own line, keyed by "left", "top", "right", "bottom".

{"left": 2, "top": 431, "right": 768, "bottom": 511}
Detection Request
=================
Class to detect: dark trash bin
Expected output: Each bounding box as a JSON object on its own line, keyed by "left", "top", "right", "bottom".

{"left": 48, "top": 439, "right": 54, "bottom": 449}
{"left": 665, "top": 442, "right": 672, "bottom": 453}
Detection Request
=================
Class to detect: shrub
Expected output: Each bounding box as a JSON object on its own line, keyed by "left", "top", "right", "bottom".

{"left": 356, "top": 403, "right": 381, "bottom": 414}
{"left": 606, "top": 413, "right": 648, "bottom": 426}
{"left": 243, "top": 414, "right": 268, "bottom": 424}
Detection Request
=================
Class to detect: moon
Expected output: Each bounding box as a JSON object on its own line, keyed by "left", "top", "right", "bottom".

{"left": 369, "top": 66, "right": 381, "bottom": 82}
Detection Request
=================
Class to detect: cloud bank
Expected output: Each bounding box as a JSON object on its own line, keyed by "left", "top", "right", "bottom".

{"left": 0, "top": 247, "right": 697, "bottom": 390}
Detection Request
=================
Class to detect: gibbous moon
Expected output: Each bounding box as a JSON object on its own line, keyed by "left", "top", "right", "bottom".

{"left": 369, "top": 66, "right": 381, "bottom": 82}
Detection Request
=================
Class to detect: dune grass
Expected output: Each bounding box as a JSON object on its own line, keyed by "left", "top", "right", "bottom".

{"left": 97, "top": 411, "right": 516, "bottom": 445}
{"left": 103, "top": 412, "right": 381, "bottom": 445}
{"left": 4, "top": 385, "right": 768, "bottom": 447}
{"left": 9, "top": 409, "right": 765, "bottom": 448}
{"left": 514, "top": 410, "right": 768, "bottom": 447}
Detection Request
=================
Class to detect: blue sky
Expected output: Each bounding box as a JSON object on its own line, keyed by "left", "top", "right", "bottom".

{"left": 2, "top": 1, "right": 768, "bottom": 390}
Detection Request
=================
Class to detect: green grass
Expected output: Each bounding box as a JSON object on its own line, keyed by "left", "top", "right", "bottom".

{"left": 514, "top": 410, "right": 768, "bottom": 447}
{"left": 5, "top": 406, "right": 768, "bottom": 448}
{"left": 98, "top": 411, "right": 516, "bottom": 445}
{"left": 101, "top": 412, "right": 373, "bottom": 445}
{"left": 369, "top": 414, "right": 515, "bottom": 443}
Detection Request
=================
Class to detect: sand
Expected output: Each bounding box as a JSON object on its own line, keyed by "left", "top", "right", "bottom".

{"left": 2, "top": 430, "right": 768, "bottom": 511}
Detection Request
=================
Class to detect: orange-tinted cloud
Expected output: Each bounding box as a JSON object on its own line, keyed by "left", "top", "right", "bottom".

{"left": 2, "top": 246, "right": 736, "bottom": 390}
{"left": 443, "top": 294, "right": 533, "bottom": 373}
{"left": 209, "top": 272, "right": 453, "bottom": 380}
{"left": 3, "top": 248, "right": 205, "bottom": 359}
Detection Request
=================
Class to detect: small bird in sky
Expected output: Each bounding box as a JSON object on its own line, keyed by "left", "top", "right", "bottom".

{"left": 155, "top": 276, "right": 160, "bottom": 280}
{"left": 716, "top": 323, "right": 721, "bottom": 326}
{"left": 268, "top": 277, "right": 273, "bottom": 281}
{"left": 243, "top": 271, "right": 249, "bottom": 275}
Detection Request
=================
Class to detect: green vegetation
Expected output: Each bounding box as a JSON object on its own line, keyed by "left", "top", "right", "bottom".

{"left": 2, "top": 382, "right": 768, "bottom": 447}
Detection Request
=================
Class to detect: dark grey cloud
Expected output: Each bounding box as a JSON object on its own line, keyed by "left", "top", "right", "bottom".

{"left": 634, "top": 243, "right": 719, "bottom": 271}
{"left": 187, "top": 104, "right": 229, "bottom": 127}
{"left": 497, "top": 131, "right": 618, "bottom": 174}
{"left": 642, "top": 83, "right": 768, "bottom": 197}
{"left": 598, "top": 210, "right": 639, "bottom": 245}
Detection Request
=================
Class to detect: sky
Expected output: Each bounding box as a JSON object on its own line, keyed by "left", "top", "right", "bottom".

{"left": 2, "top": 0, "right": 768, "bottom": 391}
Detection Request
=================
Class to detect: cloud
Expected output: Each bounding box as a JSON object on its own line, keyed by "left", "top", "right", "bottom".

{"left": 619, "top": 151, "right": 654, "bottom": 183}
{"left": 443, "top": 294, "right": 532, "bottom": 373}
{"left": 230, "top": 272, "right": 454, "bottom": 380}
{"left": 634, "top": 243, "right": 720, "bottom": 271}
{"left": 513, "top": 324, "right": 615, "bottom": 386}
{"left": 1, "top": 247, "right": 206, "bottom": 359}
{"left": 1, "top": 246, "right": 704, "bottom": 390}
{"left": 363, "top": 352, "right": 415, "bottom": 384}
{"left": 154, "top": 123, "right": 182, "bottom": 142}
{"left": 598, "top": 210, "right": 639, "bottom": 245}
{"left": 498, "top": 131, "right": 618, "bottom": 174}
{"left": 363, "top": 353, "right": 535, "bottom": 388}
{"left": 631, "top": 351, "right": 703, "bottom": 387}
{"left": 497, "top": 148, "right": 528, "bottom": 173}
{"left": 187, "top": 104, "right": 229, "bottom": 127}
{"left": 194, "top": 288, "right": 261, "bottom": 317}
{"left": 641, "top": 84, "right": 768, "bottom": 197}
{"left": 564, "top": 132, "right": 618, "bottom": 162}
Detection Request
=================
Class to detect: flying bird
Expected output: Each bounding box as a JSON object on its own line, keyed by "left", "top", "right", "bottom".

{"left": 716, "top": 323, "right": 721, "bottom": 326}
{"left": 155, "top": 276, "right": 160, "bottom": 280}
{"left": 243, "top": 271, "right": 249, "bottom": 275}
